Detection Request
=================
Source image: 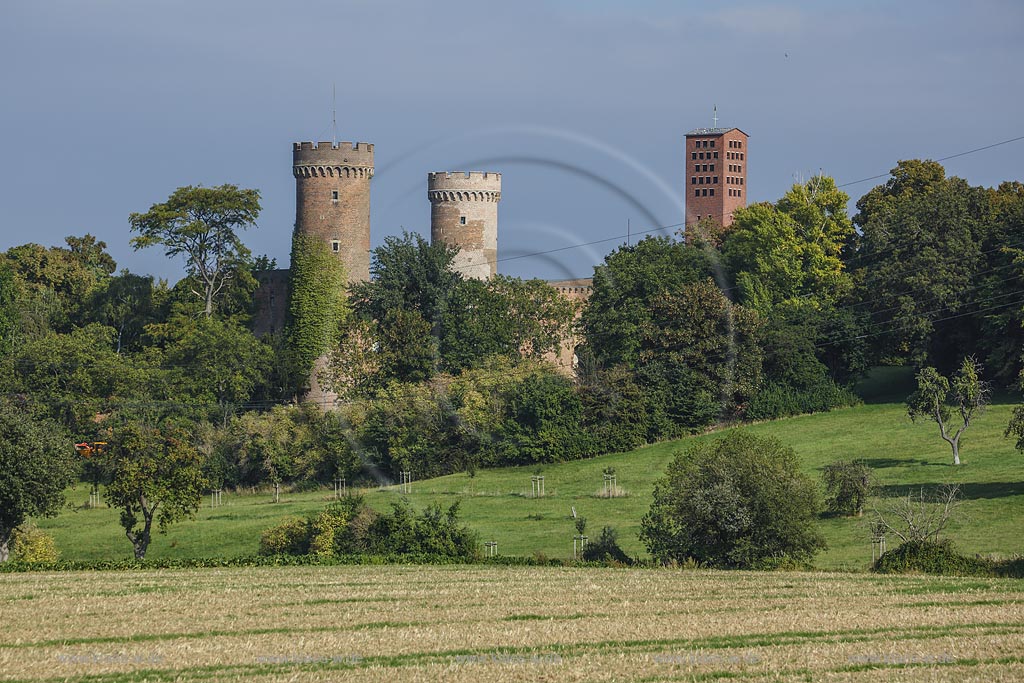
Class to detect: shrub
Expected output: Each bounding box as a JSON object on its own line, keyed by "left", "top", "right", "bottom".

{"left": 746, "top": 380, "right": 860, "bottom": 421}
{"left": 873, "top": 539, "right": 992, "bottom": 576}
{"left": 11, "top": 526, "right": 59, "bottom": 563}
{"left": 640, "top": 431, "right": 825, "bottom": 569}
{"left": 258, "top": 516, "right": 310, "bottom": 556}
{"left": 822, "top": 460, "right": 873, "bottom": 517}
{"left": 582, "top": 526, "right": 631, "bottom": 564}
{"left": 364, "top": 500, "right": 479, "bottom": 560}
{"left": 257, "top": 497, "right": 478, "bottom": 561}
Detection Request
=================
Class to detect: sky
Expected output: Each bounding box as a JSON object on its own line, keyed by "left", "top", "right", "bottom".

{"left": 1, "top": 0, "right": 1022, "bottom": 284}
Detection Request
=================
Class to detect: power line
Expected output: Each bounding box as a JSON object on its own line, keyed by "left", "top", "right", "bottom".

{"left": 817, "top": 292, "right": 1024, "bottom": 349}
{"left": 836, "top": 134, "right": 1024, "bottom": 189}
{"left": 482, "top": 132, "right": 1024, "bottom": 269}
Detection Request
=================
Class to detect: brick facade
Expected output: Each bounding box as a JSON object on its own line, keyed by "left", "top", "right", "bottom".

{"left": 684, "top": 128, "right": 748, "bottom": 230}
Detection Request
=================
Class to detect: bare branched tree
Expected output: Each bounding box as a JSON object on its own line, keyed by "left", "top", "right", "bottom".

{"left": 870, "top": 484, "right": 963, "bottom": 544}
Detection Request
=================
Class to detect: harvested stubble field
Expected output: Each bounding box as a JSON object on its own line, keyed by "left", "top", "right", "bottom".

{"left": 1, "top": 565, "right": 1023, "bottom": 682}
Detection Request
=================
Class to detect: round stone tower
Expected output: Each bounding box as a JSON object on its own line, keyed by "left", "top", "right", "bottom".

{"left": 293, "top": 141, "right": 374, "bottom": 283}
{"left": 428, "top": 171, "right": 501, "bottom": 280}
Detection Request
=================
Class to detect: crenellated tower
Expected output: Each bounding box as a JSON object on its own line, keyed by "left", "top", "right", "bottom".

{"left": 428, "top": 171, "right": 501, "bottom": 279}
{"left": 293, "top": 141, "right": 374, "bottom": 283}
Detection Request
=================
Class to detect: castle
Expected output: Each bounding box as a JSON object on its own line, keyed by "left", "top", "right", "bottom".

{"left": 254, "top": 126, "right": 747, "bottom": 401}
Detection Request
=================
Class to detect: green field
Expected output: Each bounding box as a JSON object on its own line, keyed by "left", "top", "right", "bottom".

{"left": 2, "top": 564, "right": 1023, "bottom": 682}
{"left": 33, "top": 368, "right": 1024, "bottom": 569}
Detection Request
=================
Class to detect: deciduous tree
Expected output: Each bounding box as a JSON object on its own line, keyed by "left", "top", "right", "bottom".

{"left": 907, "top": 357, "right": 989, "bottom": 465}
{"left": 105, "top": 419, "right": 207, "bottom": 559}
{"left": 0, "top": 401, "right": 77, "bottom": 562}
{"left": 129, "top": 185, "right": 261, "bottom": 317}
{"left": 640, "top": 431, "right": 825, "bottom": 568}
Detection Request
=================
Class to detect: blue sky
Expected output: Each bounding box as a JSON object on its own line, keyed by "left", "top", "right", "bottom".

{"left": 1, "top": 0, "right": 1022, "bottom": 283}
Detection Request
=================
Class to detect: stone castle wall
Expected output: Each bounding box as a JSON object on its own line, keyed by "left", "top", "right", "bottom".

{"left": 293, "top": 141, "right": 374, "bottom": 284}
{"left": 428, "top": 171, "right": 501, "bottom": 280}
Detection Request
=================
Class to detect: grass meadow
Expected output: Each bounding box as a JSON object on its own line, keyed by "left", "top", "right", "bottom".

{"left": 1, "top": 564, "right": 1023, "bottom": 682}
{"left": 36, "top": 368, "right": 1024, "bottom": 569}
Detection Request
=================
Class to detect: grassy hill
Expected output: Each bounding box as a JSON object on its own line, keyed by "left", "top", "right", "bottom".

{"left": 36, "top": 369, "right": 1024, "bottom": 570}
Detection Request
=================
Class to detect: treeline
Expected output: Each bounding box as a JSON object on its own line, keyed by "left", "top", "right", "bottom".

{"left": 2, "top": 162, "right": 1023, "bottom": 494}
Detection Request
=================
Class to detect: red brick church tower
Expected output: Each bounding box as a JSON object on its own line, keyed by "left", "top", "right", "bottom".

{"left": 684, "top": 126, "right": 748, "bottom": 229}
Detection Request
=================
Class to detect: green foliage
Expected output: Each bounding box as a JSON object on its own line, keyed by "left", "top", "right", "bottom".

{"left": 257, "top": 497, "right": 478, "bottom": 561}
{"left": 286, "top": 233, "right": 348, "bottom": 383}
{"left": 258, "top": 517, "right": 311, "bottom": 556}
{"left": 776, "top": 176, "right": 855, "bottom": 302}
{"left": 0, "top": 324, "right": 157, "bottom": 432}
{"left": 358, "top": 379, "right": 466, "bottom": 479}
{"left": 821, "top": 460, "right": 873, "bottom": 517}
{"left": 637, "top": 280, "right": 763, "bottom": 436}
{"left": 722, "top": 203, "right": 806, "bottom": 312}
{"left": 1006, "top": 375, "right": 1024, "bottom": 452}
{"left": 851, "top": 161, "right": 987, "bottom": 367}
{"left": 10, "top": 525, "right": 60, "bottom": 563}
{"left": 640, "top": 431, "right": 825, "bottom": 569}
{"left": 210, "top": 404, "right": 360, "bottom": 487}
{"left": 497, "top": 369, "right": 592, "bottom": 464}
{"left": 977, "top": 182, "right": 1024, "bottom": 382}
{"left": 873, "top": 539, "right": 996, "bottom": 576}
{"left": 105, "top": 420, "right": 208, "bottom": 559}
{"left": 151, "top": 315, "right": 274, "bottom": 408}
{"left": 907, "top": 357, "right": 989, "bottom": 465}
{"left": 84, "top": 271, "right": 160, "bottom": 353}
{"left": 580, "top": 236, "right": 713, "bottom": 368}
{"left": 0, "top": 262, "right": 21, "bottom": 355}
{"left": 352, "top": 231, "right": 461, "bottom": 331}
{"left": 574, "top": 516, "right": 587, "bottom": 536}
{"left": 0, "top": 401, "right": 76, "bottom": 562}
{"left": 582, "top": 526, "right": 631, "bottom": 564}
{"left": 723, "top": 178, "right": 854, "bottom": 314}
{"left": 1, "top": 235, "right": 117, "bottom": 331}
{"left": 441, "top": 275, "right": 576, "bottom": 372}
{"left": 746, "top": 381, "right": 859, "bottom": 421}
{"left": 376, "top": 307, "right": 437, "bottom": 383}
{"left": 365, "top": 500, "right": 479, "bottom": 559}
{"left": 578, "top": 364, "right": 648, "bottom": 453}
{"left": 130, "top": 184, "right": 261, "bottom": 317}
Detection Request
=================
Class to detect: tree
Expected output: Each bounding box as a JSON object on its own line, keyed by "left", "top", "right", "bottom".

{"left": 2, "top": 234, "right": 117, "bottom": 331}
{"left": 721, "top": 203, "right": 806, "bottom": 312}
{"left": 0, "top": 324, "right": 158, "bottom": 434}
{"left": 351, "top": 231, "right": 460, "bottom": 334}
{"left": 441, "top": 275, "right": 576, "bottom": 372}
{"left": 907, "top": 357, "right": 989, "bottom": 465}
{"left": 871, "top": 484, "right": 963, "bottom": 545}
{"left": 580, "top": 236, "right": 713, "bottom": 369}
{"left": 105, "top": 419, "right": 207, "bottom": 559}
{"left": 776, "top": 175, "right": 855, "bottom": 302}
{"left": 977, "top": 181, "right": 1024, "bottom": 382}
{"left": 821, "top": 460, "right": 873, "bottom": 517}
{"left": 85, "top": 271, "right": 159, "bottom": 354}
{"left": 348, "top": 231, "right": 460, "bottom": 383}
{"left": 640, "top": 431, "right": 825, "bottom": 569}
{"left": 0, "top": 262, "right": 20, "bottom": 355}
{"left": 1004, "top": 371, "right": 1024, "bottom": 453}
{"left": 849, "top": 161, "right": 987, "bottom": 367}
{"left": 637, "top": 279, "right": 762, "bottom": 435}
{"left": 154, "top": 315, "right": 274, "bottom": 412}
{"left": 0, "top": 401, "right": 77, "bottom": 562}
{"left": 129, "top": 185, "right": 261, "bottom": 317}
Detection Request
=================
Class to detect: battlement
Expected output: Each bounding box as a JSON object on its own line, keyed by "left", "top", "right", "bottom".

{"left": 427, "top": 171, "right": 502, "bottom": 194}
{"left": 293, "top": 140, "right": 374, "bottom": 167}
